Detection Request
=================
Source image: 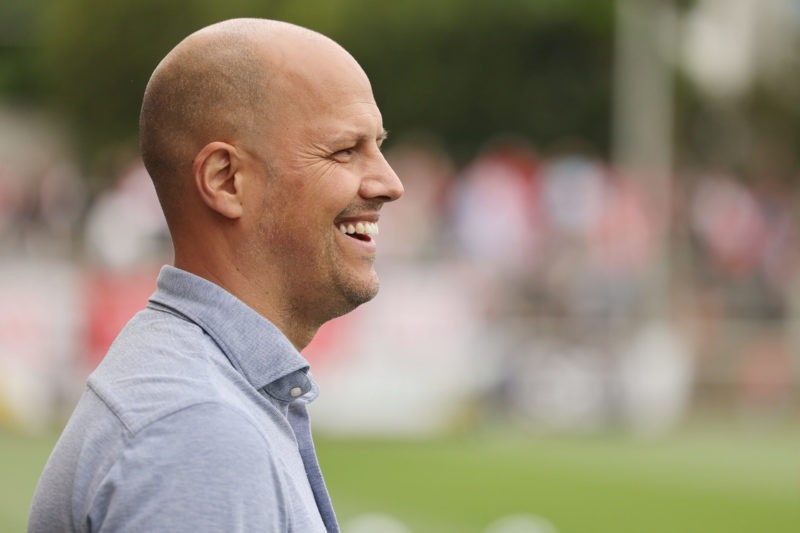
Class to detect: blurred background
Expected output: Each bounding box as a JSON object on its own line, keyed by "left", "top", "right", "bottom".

{"left": 1, "top": 0, "right": 799, "bottom": 531}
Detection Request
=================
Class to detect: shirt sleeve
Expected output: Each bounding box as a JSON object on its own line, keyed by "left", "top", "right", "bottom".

{"left": 87, "top": 402, "right": 289, "bottom": 532}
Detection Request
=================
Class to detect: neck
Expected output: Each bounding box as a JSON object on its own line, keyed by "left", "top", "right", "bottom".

{"left": 173, "top": 245, "right": 319, "bottom": 351}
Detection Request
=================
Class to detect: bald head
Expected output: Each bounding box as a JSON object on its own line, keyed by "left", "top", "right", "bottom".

{"left": 138, "top": 18, "right": 401, "bottom": 345}
{"left": 139, "top": 19, "right": 356, "bottom": 219}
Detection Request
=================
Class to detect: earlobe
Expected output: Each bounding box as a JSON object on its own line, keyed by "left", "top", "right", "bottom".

{"left": 193, "top": 142, "right": 244, "bottom": 219}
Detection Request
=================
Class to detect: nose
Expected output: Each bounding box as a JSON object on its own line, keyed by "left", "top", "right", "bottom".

{"left": 360, "top": 151, "right": 404, "bottom": 202}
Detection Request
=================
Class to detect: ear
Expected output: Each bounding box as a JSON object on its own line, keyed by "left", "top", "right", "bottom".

{"left": 192, "top": 141, "right": 244, "bottom": 219}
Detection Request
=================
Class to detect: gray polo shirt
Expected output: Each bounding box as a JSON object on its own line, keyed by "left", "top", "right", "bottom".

{"left": 29, "top": 266, "right": 339, "bottom": 532}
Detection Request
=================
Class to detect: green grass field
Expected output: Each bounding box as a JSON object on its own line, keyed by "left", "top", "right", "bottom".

{"left": 3, "top": 425, "right": 798, "bottom": 532}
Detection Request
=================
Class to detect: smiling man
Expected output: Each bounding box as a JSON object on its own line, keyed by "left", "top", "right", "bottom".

{"left": 29, "top": 19, "right": 402, "bottom": 533}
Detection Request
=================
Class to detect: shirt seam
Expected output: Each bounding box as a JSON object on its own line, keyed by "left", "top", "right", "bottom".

{"left": 86, "top": 400, "right": 280, "bottom": 529}
{"left": 146, "top": 300, "right": 196, "bottom": 325}
{"left": 86, "top": 383, "right": 135, "bottom": 436}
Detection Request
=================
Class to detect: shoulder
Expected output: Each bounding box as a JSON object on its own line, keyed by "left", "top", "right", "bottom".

{"left": 89, "top": 402, "right": 290, "bottom": 531}
{"left": 89, "top": 306, "right": 243, "bottom": 434}
{"left": 30, "top": 399, "right": 285, "bottom": 533}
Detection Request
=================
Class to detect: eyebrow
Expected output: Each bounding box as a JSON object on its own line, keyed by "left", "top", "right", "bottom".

{"left": 330, "top": 128, "right": 389, "bottom": 147}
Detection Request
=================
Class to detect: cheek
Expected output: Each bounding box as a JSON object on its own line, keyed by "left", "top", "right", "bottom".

{"left": 261, "top": 166, "right": 359, "bottom": 235}
{"left": 255, "top": 204, "right": 328, "bottom": 256}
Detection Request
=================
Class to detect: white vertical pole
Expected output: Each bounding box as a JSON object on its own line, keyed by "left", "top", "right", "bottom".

{"left": 612, "top": 0, "right": 677, "bottom": 317}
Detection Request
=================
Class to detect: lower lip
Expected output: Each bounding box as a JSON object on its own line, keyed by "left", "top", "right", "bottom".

{"left": 336, "top": 228, "right": 377, "bottom": 253}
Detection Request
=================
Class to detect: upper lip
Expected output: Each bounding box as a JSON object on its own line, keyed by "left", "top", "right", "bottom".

{"left": 334, "top": 213, "right": 380, "bottom": 225}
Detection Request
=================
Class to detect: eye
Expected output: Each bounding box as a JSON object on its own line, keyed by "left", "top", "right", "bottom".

{"left": 331, "top": 147, "right": 356, "bottom": 162}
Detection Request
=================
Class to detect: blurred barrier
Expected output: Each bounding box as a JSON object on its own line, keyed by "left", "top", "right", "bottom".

{"left": 0, "top": 260, "right": 81, "bottom": 431}
{"left": 305, "top": 261, "right": 486, "bottom": 436}
{"left": 0, "top": 138, "right": 798, "bottom": 437}
{"left": 0, "top": 261, "right": 159, "bottom": 431}
{"left": 0, "top": 261, "right": 796, "bottom": 436}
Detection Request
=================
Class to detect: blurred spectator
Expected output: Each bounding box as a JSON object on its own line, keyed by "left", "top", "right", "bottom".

{"left": 737, "top": 328, "right": 793, "bottom": 422}
{"left": 590, "top": 171, "right": 658, "bottom": 279}
{"left": 541, "top": 155, "right": 605, "bottom": 240}
{"left": 37, "top": 158, "right": 85, "bottom": 246}
{"left": 0, "top": 110, "right": 85, "bottom": 256}
{"left": 380, "top": 136, "right": 455, "bottom": 260}
{"left": 450, "top": 139, "right": 542, "bottom": 276}
{"left": 1, "top": 157, "right": 85, "bottom": 255}
{"left": 691, "top": 172, "right": 766, "bottom": 280}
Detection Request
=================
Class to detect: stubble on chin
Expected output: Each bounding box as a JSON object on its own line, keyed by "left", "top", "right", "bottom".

{"left": 341, "top": 273, "right": 380, "bottom": 309}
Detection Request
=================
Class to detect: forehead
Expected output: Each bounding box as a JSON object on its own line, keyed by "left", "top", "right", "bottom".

{"left": 271, "top": 58, "right": 382, "bottom": 137}
{"left": 248, "top": 31, "right": 384, "bottom": 145}
{"left": 281, "top": 58, "right": 374, "bottom": 113}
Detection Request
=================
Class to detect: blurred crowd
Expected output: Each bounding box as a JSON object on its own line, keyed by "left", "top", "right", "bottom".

{"left": 379, "top": 136, "right": 799, "bottom": 431}
{"left": 1, "top": 121, "right": 798, "bottom": 433}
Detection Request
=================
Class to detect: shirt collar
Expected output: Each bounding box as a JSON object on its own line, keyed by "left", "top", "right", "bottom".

{"left": 147, "top": 265, "right": 313, "bottom": 399}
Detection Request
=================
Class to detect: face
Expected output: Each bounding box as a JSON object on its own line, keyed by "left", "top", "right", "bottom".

{"left": 241, "top": 42, "right": 403, "bottom": 325}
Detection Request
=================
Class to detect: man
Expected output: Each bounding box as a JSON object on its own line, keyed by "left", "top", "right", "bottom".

{"left": 29, "top": 18, "right": 403, "bottom": 532}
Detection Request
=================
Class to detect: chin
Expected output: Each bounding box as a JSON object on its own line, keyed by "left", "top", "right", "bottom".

{"left": 335, "top": 272, "right": 380, "bottom": 315}
{"left": 345, "top": 280, "right": 380, "bottom": 308}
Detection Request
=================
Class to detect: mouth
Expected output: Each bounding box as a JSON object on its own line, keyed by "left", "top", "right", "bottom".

{"left": 337, "top": 221, "right": 379, "bottom": 243}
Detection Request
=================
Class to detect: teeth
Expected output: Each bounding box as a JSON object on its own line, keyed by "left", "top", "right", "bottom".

{"left": 338, "top": 222, "right": 379, "bottom": 236}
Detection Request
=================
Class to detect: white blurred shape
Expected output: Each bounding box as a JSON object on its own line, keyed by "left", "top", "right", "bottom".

{"left": 682, "top": 0, "right": 758, "bottom": 99}
{"left": 619, "top": 321, "right": 693, "bottom": 436}
{"left": 484, "top": 513, "right": 558, "bottom": 533}
{"left": 683, "top": 0, "right": 800, "bottom": 99}
{"left": 85, "top": 162, "right": 168, "bottom": 268}
{"left": 309, "top": 263, "right": 483, "bottom": 437}
{"left": 517, "top": 346, "right": 608, "bottom": 431}
{"left": 343, "top": 513, "right": 412, "bottom": 533}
